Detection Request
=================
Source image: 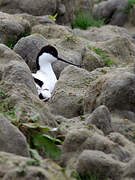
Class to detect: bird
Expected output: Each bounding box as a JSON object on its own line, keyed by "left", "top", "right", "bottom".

{"left": 32, "top": 45, "right": 81, "bottom": 100}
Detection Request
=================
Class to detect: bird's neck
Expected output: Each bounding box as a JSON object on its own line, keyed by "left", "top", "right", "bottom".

{"left": 40, "top": 63, "right": 53, "bottom": 74}
{"left": 39, "top": 63, "right": 57, "bottom": 82}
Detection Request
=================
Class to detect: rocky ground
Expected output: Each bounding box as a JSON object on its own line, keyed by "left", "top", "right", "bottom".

{"left": 0, "top": 0, "right": 135, "bottom": 180}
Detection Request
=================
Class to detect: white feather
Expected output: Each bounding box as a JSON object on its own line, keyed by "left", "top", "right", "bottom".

{"left": 33, "top": 52, "right": 57, "bottom": 99}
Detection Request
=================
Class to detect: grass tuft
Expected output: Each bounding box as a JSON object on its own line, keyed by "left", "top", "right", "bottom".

{"left": 71, "top": 171, "right": 111, "bottom": 180}
{"left": 88, "top": 46, "right": 116, "bottom": 67}
{"left": 5, "top": 26, "right": 31, "bottom": 49}
{"left": 72, "top": 11, "right": 105, "bottom": 30}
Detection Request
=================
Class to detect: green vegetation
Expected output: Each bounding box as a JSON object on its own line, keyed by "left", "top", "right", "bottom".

{"left": 80, "top": 115, "right": 85, "bottom": 121}
{"left": 49, "top": 13, "right": 58, "bottom": 22}
{"left": 64, "top": 34, "right": 78, "bottom": 43}
{"left": 29, "top": 113, "right": 40, "bottom": 123}
{"left": 0, "top": 85, "right": 62, "bottom": 160}
{"left": 0, "top": 101, "right": 16, "bottom": 119}
{"left": 71, "top": 171, "right": 111, "bottom": 180}
{"left": 95, "top": 0, "right": 101, "bottom": 3}
{"left": 5, "top": 26, "right": 31, "bottom": 49}
{"left": 18, "top": 122, "right": 63, "bottom": 160}
{"left": 0, "top": 87, "right": 16, "bottom": 119}
{"left": 88, "top": 46, "right": 116, "bottom": 67}
{"left": 128, "top": 0, "right": 135, "bottom": 6}
{"left": 16, "top": 168, "right": 25, "bottom": 176}
{"left": 72, "top": 11, "right": 105, "bottom": 30}
{"left": 6, "top": 38, "right": 18, "bottom": 49}
{"left": 0, "top": 87, "right": 7, "bottom": 99}
{"left": 26, "top": 159, "right": 40, "bottom": 166}
{"left": 78, "top": 98, "right": 83, "bottom": 104}
{"left": 29, "top": 148, "right": 42, "bottom": 161}
{"left": 32, "top": 133, "right": 62, "bottom": 159}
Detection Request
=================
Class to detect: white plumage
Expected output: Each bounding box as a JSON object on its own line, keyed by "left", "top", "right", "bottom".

{"left": 33, "top": 45, "right": 81, "bottom": 100}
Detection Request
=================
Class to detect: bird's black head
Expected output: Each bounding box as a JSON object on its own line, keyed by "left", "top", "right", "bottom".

{"left": 36, "top": 45, "right": 82, "bottom": 70}
{"left": 36, "top": 45, "right": 58, "bottom": 70}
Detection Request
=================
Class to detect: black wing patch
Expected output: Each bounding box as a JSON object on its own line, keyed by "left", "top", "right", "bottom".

{"left": 33, "top": 77, "right": 43, "bottom": 87}
{"left": 39, "top": 93, "right": 44, "bottom": 99}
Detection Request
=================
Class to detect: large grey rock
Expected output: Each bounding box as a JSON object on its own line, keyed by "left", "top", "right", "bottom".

{"left": 87, "top": 105, "right": 113, "bottom": 135}
{"left": 82, "top": 47, "right": 105, "bottom": 72}
{"left": 0, "top": 43, "right": 36, "bottom": 94}
{"left": 101, "top": 36, "right": 135, "bottom": 64}
{"left": 61, "top": 129, "right": 93, "bottom": 168}
{"left": 0, "top": 114, "right": 29, "bottom": 157}
{"left": 83, "top": 36, "right": 135, "bottom": 68}
{"left": 0, "top": 44, "right": 57, "bottom": 127}
{"left": 73, "top": 25, "right": 132, "bottom": 42}
{"left": 14, "top": 34, "right": 48, "bottom": 72}
{"left": 110, "top": 115, "right": 135, "bottom": 143}
{"left": 0, "top": 12, "right": 30, "bottom": 45}
{"left": 92, "top": 0, "right": 129, "bottom": 26}
{"left": 122, "top": 157, "right": 135, "bottom": 179}
{"left": 81, "top": 36, "right": 135, "bottom": 68}
{"left": 56, "top": 0, "right": 96, "bottom": 24}
{"left": 76, "top": 150, "right": 123, "bottom": 180}
{"left": 19, "top": 0, "right": 57, "bottom": 16}
{"left": 52, "top": 49, "right": 82, "bottom": 78}
{"left": 108, "top": 132, "right": 135, "bottom": 161}
{"left": 32, "top": 24, "right": 72, "bottom": 39}
{"left": 61, "top": 128, "right": 134, "bottom": 170}
{"left": 84, "top": 69, "right": 135, "bottom": 115}
{"left": 0, "top": 151, "right": 72, "bottom": 180}
{"left": 16, "top": 13, "right": 55, "bottom": 27}
{"left": 0, "top": 0, "right": 96, "bottom": 24}
{"left": 48, "top": 65, "right": 94, "bottom": 118}
{"left": 0, "top": 0, "right": 57, "bottom": 16}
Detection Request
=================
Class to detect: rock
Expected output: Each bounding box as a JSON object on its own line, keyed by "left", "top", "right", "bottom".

{"left": 87, "top": 105, "right": 113, "bottom": 135}
{"left": 0, "top": 114, "right": 29, "bottom": 157}
{"left": 84, "top": 69, "right": 135, "bottom": 115}
{"left": 83, "top": 133, "right": 135, "bottom": 162}
{"left": 31, "top": 23, "right": 87, "bottom": 53}
{"left": 0, "top": 0, "right": 21, "bottom": 14}
{"left": 0, "top": 0, "right": 57, "bottom": 16}
{"left": 0, "top": 12, "right": 30, "bottom": 45}
{"left": 57, "top": 3, "right": 66, "bottom": 16}
{"left": 92, "top": 0, "right": 129, "bottom": 26}
{"left": 61, "top": 129, "right": 92, "bottom": 168}
{"left": 31, "top": 24, "right": 73, "bottom": 39}
{"left": 48, "top": 65, "right": 94, "bottom": 118}
{"left": 124, "top": 5, "right": 135, "bottom": 36}
{"left": 82, "top": 47, "right": 105, "bottom": 72}
{"left": 62, "top": 130, "right": 93, "bottom": 154}
{"left": 108, "top": 132, "right": 135, "bottom": 161}
{"left": 111, "top": 115, "right": 135, "bottom": 143}
{"left": 14, "top": 34, "right": 48, "bottom": 72}
{"left": 61, "top": 127, "right": 134, "bottom": 171}
{"left": 73, "top": 25, "right": 132, "bottom": 42}
{"left": 56, "top": 0, "right": 95, "bottom": 24}
{"left": 52, "top": 49, "right": 82, "bottom": 78}
{"left": 16, "top": 13, "right": 55, "bottom": 27}
{"left": 76, "top": 150, "right": 123, "bottom": 180}
{"left": 0, "top": 151, "right": 72, "bottom": 180}
{"left": 0, "top": 44, "right": 36, "bottom": 94}
{"left": 101, "top": 36, "right": 135, "bottom": 64}
{"left": 0, "top": 0, "right": 95, "bottom": 24}
{"left": 0, "top": 44, "right": 57, "bottom": 127}
{"left": 80, "top": 35, "right": 135, "bottom": 68}
{"left": 122, "top": 157, "right": 135, "bottom": 179}
{"left": 19, "top": 0, "right": 57, "bottom": 16}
